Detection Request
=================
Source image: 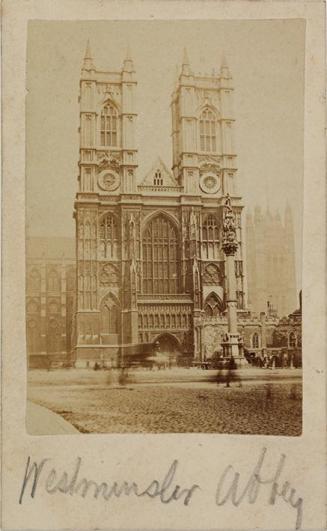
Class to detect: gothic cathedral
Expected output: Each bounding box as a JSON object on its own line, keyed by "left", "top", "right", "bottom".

{"left": 73, "top": 43, "right": 246, "bottom": 366}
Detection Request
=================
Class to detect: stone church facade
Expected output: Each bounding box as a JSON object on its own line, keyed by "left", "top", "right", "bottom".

{"left": 25, "top": 45, "right": 301, "bottom": 369}
{"left": 73, "top": 45, "right": 246, "bottom": 366}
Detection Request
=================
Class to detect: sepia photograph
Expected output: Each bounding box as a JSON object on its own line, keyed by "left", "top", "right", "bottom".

{"left": 25, "top": 19, "right": 304, "bottom": 436}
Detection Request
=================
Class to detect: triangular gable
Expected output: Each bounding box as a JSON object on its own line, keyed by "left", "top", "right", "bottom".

{"left": 140, "top": 157, "right": 178, "bottom": 187}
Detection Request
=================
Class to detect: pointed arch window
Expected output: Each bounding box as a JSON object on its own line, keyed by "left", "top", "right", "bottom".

{"left": 153, "top": 170, "right": 163, "bottom": 186}
{"left": 199, "top": 109, "right": 217, "bottom": 152}
{"left": 202, "top": 214, "right": 220, "bottom": 260}
{"left": 142, "top": 215, "right": 179, "bottom": 294}
{"left": 101, "top": 295, "right": 120, "bottom": 335}
{"left": 99, "top": 213, "right": 119, "bottom": 259}
{"left": 204, "top": 293, "right": 224, "bottom": 316}
{"left": 100, "top": 103, "right": 118, "bottom": 147}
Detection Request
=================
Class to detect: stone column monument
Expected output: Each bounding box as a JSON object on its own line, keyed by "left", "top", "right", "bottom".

{"left": 222, "top": 195, "right": 242, "bottom": 359}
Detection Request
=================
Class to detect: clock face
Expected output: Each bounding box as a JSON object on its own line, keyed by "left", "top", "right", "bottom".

{"left": 98, "top": 170, "right": 120, "bottom": 192}
{"left": 200, "top": 173, "right": 221, "bottom": 194}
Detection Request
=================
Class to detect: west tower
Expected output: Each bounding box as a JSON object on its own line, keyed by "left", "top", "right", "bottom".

{"left": 74, "top": 43, "right": 139, "bottom": 364}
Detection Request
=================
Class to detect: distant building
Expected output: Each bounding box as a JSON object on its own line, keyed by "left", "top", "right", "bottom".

{"left": 273, "top": 291, "right": 302, "bottom": 349}
{"left": 246, "top": 205, "right": 297, "bottom": 317}
{"left": 26, "top": 237, "right": 75, "bottom": 368}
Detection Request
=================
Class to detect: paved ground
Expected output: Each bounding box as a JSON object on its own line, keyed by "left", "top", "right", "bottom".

{"left": 28, "top": 366, "right": 302, "bottom": 387}
{"left": 28, "top": 368, "right": 302, "bottom": 436}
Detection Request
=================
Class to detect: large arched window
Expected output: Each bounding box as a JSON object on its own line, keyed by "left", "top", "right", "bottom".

{"left": 100, "top": 295, "right": 120, "bottom": 335}
{"left": 142, "top": 215, "right": 179, "bottom": 294}
{"left": 99, "top": 213, "right": 119, "bottom": 259}
{"left": 100, "top": 103, "right": 118, "bottom": 147}
{"left": 199, "top": 109, "right": 217, "bottom": 152}
{"left": 202, "top": 214, "right": 220, "bottom": 260}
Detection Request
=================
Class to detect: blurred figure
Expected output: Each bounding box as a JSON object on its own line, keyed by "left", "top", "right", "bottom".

{"left": 216, "top": 355, "right": 225, "bottom": 385}
{"left": 225, "top": 355, "right": 242, "bottom": 388}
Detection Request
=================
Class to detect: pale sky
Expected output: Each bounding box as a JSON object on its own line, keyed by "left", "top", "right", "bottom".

{"left": 26, "top": 19, "right": 304, "bottom": 288}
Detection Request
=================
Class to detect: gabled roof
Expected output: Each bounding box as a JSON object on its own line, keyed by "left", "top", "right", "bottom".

{"left": 139, "top": 157, "right": 179, "bottom": 188}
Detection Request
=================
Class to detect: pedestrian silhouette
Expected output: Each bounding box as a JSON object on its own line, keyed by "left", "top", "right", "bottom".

{"left": 225, "top": 355, "right": 242, "bottom": 387}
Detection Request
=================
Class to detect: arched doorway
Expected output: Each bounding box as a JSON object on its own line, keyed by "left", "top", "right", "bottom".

{"left": 153, "top": 333, "right": 181, "bottom": 357}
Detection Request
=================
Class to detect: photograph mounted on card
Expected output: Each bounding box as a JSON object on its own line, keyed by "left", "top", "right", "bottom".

{"left": 2, "top": 2, "right": 325, "bottom": 531}
{"left": 26, "top": 18, "right": 303, "bottom": 436}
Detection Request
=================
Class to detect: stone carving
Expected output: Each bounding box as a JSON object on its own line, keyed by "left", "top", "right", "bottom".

{"left": 198, "top": 155, "right": 221, "bottom": 167}
{"left": 203, "top": 263, "right": 221, "bottom": 285}
{"left": 99, "top": 263, "right": 120, "bottom": 286}
{"left": 222, "top": 194, "right": 238, "bottom": 256}
{"left": 202, "top": 325, "right": 225, "bottom": 356}
{"left": 97, "top": 151, "right": 120, "bottom": 170}
{"left": 189, "top": 208, "right": 197, "bottom": 239}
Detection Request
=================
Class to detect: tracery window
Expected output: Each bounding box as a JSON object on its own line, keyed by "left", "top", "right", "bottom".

{"left": 204, "top": 293, "right": 223, "bottom": 316}
{"left": 199, "top": 109, "right": 217, "bottom": 152}
{"left": 142, "top": 215, "right": 179, "bottom": 294}
{"left": 252, "top": 332, "right": 259, "bottom": 349}
{"left": 202, "top": 214, "right": 220, "bottom": 260}
{"left": 100, "top": 103, "right": 118, "bottom": 147}
{"left": 99, "top": 213, "right": 119, "bottom": 259}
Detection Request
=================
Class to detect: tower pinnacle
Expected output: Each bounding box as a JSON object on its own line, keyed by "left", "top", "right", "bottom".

{"left": 82, "top": 39, "right": 95, "bottom": 71}
{"left": 123, "top": 44, "right": 134, "bottom": 73}
{"left": 181, "top": 47, "right": 192, "bottom": 76}
{"left": 220, "top": 52, "right": 231, "bottom": 78}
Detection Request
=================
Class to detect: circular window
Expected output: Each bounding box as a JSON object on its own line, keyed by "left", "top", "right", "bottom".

{"left": 200, "top": 173, "right": 221, "bottom": 194}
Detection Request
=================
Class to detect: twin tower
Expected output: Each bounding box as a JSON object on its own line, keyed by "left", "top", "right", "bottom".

{"left": 73, "top": 42, "right": 245, "bottom": 366}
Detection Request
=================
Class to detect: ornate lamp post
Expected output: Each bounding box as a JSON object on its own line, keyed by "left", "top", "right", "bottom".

{"left": 222, "top": 194, "right": 242, "bottom": 359}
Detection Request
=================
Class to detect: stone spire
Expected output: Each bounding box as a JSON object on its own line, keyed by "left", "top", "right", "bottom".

{"left": 82, "top": 39, "right": 95, "bottom": 71}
